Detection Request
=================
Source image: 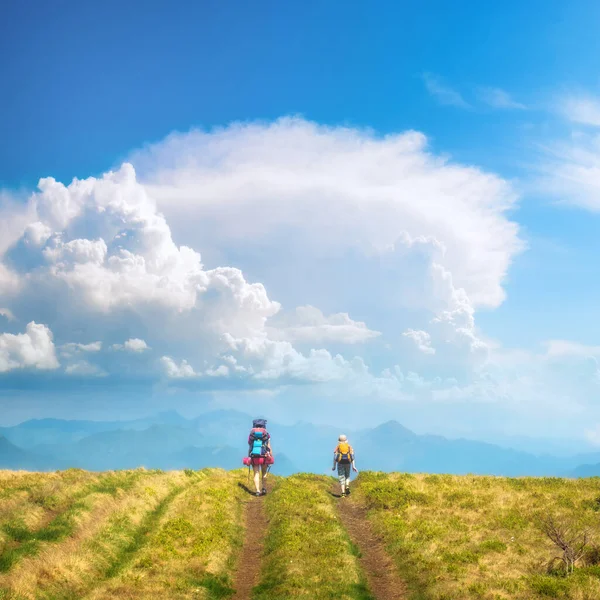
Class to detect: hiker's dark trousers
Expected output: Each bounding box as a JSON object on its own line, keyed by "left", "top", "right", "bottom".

{"left": 337, "top": 463, "right": 351, "bottom": 489}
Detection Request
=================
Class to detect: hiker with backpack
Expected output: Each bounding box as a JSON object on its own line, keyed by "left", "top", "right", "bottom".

{"left": 247, "top": 418, "right": 274, "bottom": 497}
{"left": 332, "top": 434, "right": 357, "bottom": 497}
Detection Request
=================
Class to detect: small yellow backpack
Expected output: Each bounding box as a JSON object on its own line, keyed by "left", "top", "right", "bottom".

{"left": 336, "top": 442, "right": 352, "bottom": 463}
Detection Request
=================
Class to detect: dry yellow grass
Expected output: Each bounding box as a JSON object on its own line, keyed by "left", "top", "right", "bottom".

{"left": 86, "top": 468, "right": 247, "bottom": 600}
{"left": 0, "top": 469, "right": 98, "bottom": 534}
{"left": 0, "top": 469, "right": 185, "bottom": 599}
{"left": 356, "top": 472, "right": 600, "bottom": 600}
{"left": 0, "top": 469, "right": 250, "bottom": 600}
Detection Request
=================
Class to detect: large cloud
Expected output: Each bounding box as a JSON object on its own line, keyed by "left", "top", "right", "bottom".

{"left": 0, "top": 161, "right": 376, "bottom": 386}
{"left": 132, "top": 118, "right": 522, "bottom": 310}
{"left": 4, "top": 118, "right": 600, "bottom": 442}
{"left": 0, "top": 117, "right": 524, "bottom": 403}
{"left": 3, "top": 165, "right": 277, "bottom": 337}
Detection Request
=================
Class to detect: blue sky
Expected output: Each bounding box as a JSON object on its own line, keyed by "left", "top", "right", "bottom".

{"left": 2, "top": 0, "right": 600, "bottom": 450}
{"left": 4, "top": 0, "right": 600, "bottom": 187}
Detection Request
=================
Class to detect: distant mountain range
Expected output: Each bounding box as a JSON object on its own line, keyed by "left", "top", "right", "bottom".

{"left": 0, "top": 436, "right": 68, "bottom": 471}
{"left": 0, "top": 409, "right": 599, "bottom": 477}
{"left": 569, "top": 462, "right": 600, "bottom": 478}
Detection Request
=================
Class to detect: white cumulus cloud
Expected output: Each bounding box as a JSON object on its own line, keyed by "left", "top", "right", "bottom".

{"left": 0, "top": 117, "right": 524, "bottom": 398}
{"left": 403, "top": 329, "right": 435, "bottom": 355}
{"left": 61, "top": 341, "right": 102, "bottom": 354}
{"left": 133, "top": 117, "right": 522, "bottom": 311}
{"left": 214, "top": 332, "right": 370, "bottom": 384}
{"left": 112, "top": 338, "right": 150, "bottom": 353}
{"left": 266, "top": 305, "right": 380, "bottom": 345}
{"left": 0, "top": 322, "right": 59, "bottom": 372}
{"left": 124, "top": 338, "right": 149, "bottom": 352}
{"left": 160, "top": 356, "right": 197, "bottom": 379}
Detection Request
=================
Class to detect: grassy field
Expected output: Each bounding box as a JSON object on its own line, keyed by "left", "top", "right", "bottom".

{"left": 0, "top": 468, "right": 248, "bottom": 600}
{"left": 3, "top": 469, "right": 600, "bottom": 599}
{"left": 355, "top": 472, "right": 600, "bottom": 600}
{"left": 253, "top": 473, "right": 373, "bottom": 600}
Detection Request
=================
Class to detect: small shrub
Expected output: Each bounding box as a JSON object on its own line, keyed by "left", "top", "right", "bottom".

{"left": 539, "top": 513, "right": 592, "bottom": 575}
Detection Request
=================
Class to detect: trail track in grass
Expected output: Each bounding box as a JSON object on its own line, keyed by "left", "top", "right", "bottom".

{"left": 231, "top": 482, "right": 270, "bottom": 600}
{"left": 336, "top": 492, "right": 408, "bottom": 600}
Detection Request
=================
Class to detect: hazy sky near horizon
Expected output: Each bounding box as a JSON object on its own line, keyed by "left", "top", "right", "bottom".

{"left": 2, "top": 0, "right": 600, "bottom": 446}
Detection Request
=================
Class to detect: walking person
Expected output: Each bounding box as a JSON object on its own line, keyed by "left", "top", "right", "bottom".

{"left": 332, "top": 434, "right": 358, "bottom": 497}
{"left": 248, "top": 418, "right": 274, "bottom": 497}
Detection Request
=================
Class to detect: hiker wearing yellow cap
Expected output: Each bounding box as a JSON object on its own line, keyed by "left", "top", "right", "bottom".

{"left": 332, "top": 434, "right": 357, "bottom": 497}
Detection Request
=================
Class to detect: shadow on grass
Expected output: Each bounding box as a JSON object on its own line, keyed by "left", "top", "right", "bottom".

{"left": 237, "top": 482, "right": 259, "bottom": 496}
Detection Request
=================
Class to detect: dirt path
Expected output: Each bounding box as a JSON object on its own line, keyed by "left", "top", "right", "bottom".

{"left": 231, "top": 483, "right": 270, "bottom": 600}
{"left": 337, "top": 494, "right": 407, "bottom": 600}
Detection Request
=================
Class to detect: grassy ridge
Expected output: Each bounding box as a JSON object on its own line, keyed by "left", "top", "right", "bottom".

{"left": 87, "top": 468, "right": 248, "bottom": 600}
{"left": 5, "top": 469, "right": 600, "bottom": 600}
{"left": 0, "top": 470, "right": 207, "bottom": 599}
{"left": 253, "top": 474, "right": 373, "bottom": 600}
{"left": 0, "top": 469, "right": 102, "bottom": 542}
{"left": 356, "top": 472, "right": 600, "bottom": 600}
{"left": 0, "top": 469, "right": 250, "bottom": 600}
{"left": 0, "top": 470, "right": 147, "bottom": 573}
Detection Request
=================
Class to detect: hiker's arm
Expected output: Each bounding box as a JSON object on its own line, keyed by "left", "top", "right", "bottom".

{"left": 332, "top": 447, "right": 337, "bottom": 470}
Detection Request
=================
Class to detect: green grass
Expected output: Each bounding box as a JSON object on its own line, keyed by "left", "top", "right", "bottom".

{"left": 84, "top": 468, "right": 248, "bottom": 600}
{"left": 0, "top": 470, "right": 192, "bottom": 599}
{"left": 355, "top": 471, "right": 600, "bottom": 600}
{"left": 102, "top": 483, "right": 186, "bottom": 580}
{"left": 5, "top": 469, "right": 600, "bottom": 600}
{"left": 0, "top": 470, "right": 153, "bottom": 572}
{"left": 252, "top": 474, "right": 374, "bottom": 600}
